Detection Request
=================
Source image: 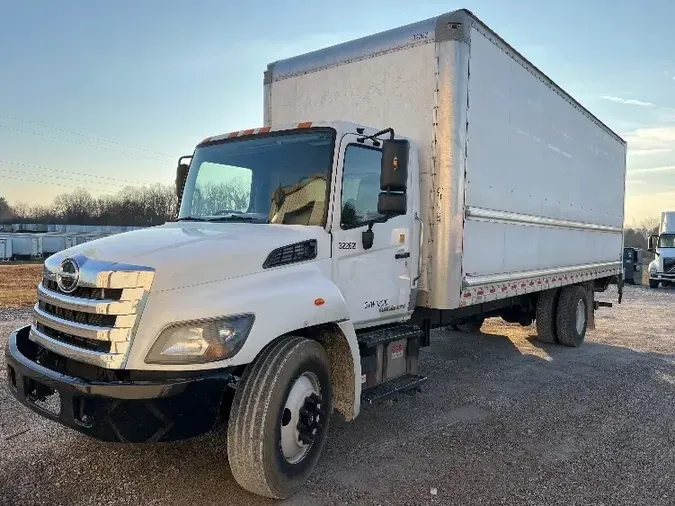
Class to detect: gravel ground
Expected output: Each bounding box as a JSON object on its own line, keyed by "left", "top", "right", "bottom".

{"left": 2, "top": 285, "right": 675, "bottom": 505}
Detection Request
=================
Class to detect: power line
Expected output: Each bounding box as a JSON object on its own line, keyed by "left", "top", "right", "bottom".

{"left": 0, "top": 123, "right": 173, "bottom": 162}
{"left": 0, "top": 113, "right": 174, "bottom": 159}
{"left": 1, "top": 167, "right": 134, "bottom": 188}
{"left": 0, "top": 174, "right": 118, "bottom": 194}
{"left": 0, "top": 160, "right": 147, "bottom": 185}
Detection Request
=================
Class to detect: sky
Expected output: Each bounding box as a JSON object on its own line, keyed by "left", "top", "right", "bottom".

{"left": 0, "top": 0, "right": 673, "bottom": 225}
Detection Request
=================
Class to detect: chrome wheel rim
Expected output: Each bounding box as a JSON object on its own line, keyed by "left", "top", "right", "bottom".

{"left": 575, "top": 299, "right": 586, "bottom": 335}
{"left": 280, "top": 372, "right": 321, "bottom": 464}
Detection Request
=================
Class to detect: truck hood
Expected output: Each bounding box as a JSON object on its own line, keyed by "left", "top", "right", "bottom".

{"left": 51, "top": 222, "right": 330, "bottom": 292}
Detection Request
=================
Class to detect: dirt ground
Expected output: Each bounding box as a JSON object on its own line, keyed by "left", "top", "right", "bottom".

{"left": 0, "top": 264, "right": 41, "bottom": 308}
{"left": 2, "top": 284, "right": 675, "bottom": 505}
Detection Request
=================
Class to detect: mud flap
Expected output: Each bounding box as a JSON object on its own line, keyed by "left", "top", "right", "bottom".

{"left": 586, "top": 282, "right": 595, "bottom": 330}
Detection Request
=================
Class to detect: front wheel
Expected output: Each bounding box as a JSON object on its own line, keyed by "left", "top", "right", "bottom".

{"left": 649, "top": 280, "right": 660, "bottom": 289}
{"left": 227, "top": 336, "right": 333, "bottom": 499}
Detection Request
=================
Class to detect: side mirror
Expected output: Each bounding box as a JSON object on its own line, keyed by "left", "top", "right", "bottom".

{"left": 377, "top": 193, "right": 406, "bottom": 216}
{"left": 380, "top": 139, "right": 409, "bottom": 192}
{"left": 378, "top": 138, "right": 409, "bottom": 217}
{"left": 648, "top": 235, "right": 658, "bottom": 253}
{"left": 176, "top": 156, "right": 191, "bottom": 201}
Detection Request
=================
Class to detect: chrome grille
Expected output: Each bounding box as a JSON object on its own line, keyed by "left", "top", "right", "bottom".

{"left": 39, "top": 300, "right": 117, "bottom": 327}
{"left": 31, "top": 254, "right": 155, "bottom": 369}
{"left": 36, "top": 322, "right": 112, "bottom": 353}
{"left": 43, "top": 279, "right": 123, "bottom": 300}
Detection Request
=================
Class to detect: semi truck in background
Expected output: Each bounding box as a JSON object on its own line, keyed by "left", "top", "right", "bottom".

{"left": 5, "top": 9, "right": 627, "bottom": 500}
{"left": 648, "top": 211, "right": 675, "bottom": 288}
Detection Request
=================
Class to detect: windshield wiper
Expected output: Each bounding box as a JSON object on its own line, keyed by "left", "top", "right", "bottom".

{"left": 205, "top": 215, "right": 266, "bottom": 223}
{"left": 176, "top": 216, "right": 208, "bottom": 222}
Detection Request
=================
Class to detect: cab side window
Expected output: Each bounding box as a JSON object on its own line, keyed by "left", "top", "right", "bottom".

{"left": 340, "top": 145, "right": 387, "bottom": 229}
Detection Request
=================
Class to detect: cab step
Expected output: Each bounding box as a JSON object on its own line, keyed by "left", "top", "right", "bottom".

{"left": 361, "top": 373, "right": 427, "bottom": 404}
{"left": 357, "top": 324, "right": 423, "bottom": 348}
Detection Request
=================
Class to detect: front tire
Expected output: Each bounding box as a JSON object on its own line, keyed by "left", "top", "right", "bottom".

{"left": 227, "top": 336, "right": 333, "bottom": 499}
{"left": 649, "top": 280, "right": 659, "bottom": 289}
{"left": 555, "top": 286, "right": 589, "bottom": 347}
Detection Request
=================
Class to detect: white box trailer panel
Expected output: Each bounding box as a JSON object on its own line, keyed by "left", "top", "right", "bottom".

{"left": 2, "top": 235, "right": 40, "bottom": 257}
{"left": 0, "top": 238, "right": 12, "bottom": 260}
{"left": 40, "top": 234, "right": 68, "bottom": 255}
{"left": 265, "top": 8, "right": 626, "bottom": 309}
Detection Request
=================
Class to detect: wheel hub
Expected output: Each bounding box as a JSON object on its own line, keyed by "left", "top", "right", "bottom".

{"left": 280, "top": 372, "right": 322, "bottom": 464}
{"left": 297, "top": 393, "right": 324, "bottom": 445}
{"left": 575, "top": 299, "right": 586, "bottom": 335}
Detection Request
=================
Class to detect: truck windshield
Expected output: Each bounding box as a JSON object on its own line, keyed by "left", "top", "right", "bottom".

{"left": 179, "top": 129, "right": 335, "bottom": 226}
{"left": 659, "top": 234, "right": 675, "bottom": 248}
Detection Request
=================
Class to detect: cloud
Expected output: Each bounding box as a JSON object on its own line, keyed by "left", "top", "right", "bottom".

{"left": 623, "top": 126, "right": 675, "bottom": 150}
{"left": 599, "top": 95, "right": 655, "bottom": 107}
{"left": 626, "top": 191, "right": 675, "bottom": 223}
{"left": 629, "top": 165, "right": 675, "bottom": 175}
{"left": 656, "top": 107, "right": 675, "bottom": 122}
{"left": 628, "top": 148, "right": 672, "bottom": 156}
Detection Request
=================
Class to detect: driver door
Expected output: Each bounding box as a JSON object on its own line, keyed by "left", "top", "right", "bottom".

{"left": 332, "top": 134, "right": 414, "bottom": 328}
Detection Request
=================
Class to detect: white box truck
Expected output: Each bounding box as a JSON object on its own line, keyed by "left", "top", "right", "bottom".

{"left": 647, "top": 211, "right": 675, "bottom": 288}
{"left": 5, "top": 9, "right": 626, "bottom": 500}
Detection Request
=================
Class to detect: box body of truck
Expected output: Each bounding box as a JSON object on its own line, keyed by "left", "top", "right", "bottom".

{"left": 265, "top": 10, "right": 626, "bottom": 311}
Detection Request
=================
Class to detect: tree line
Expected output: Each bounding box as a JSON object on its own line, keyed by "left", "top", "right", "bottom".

{"left": 0, "top": 180, "right": 251, "bottom": 227}
{"left": 0, "top": 185, "right": 178, "bottom": 227}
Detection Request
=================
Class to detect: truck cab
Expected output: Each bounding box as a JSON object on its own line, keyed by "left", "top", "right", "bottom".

{"left": 647, "top": 211, "right": 675, "bottom": 288}
{"left": 6, "top": 121, "right": 425, "bottom": 498}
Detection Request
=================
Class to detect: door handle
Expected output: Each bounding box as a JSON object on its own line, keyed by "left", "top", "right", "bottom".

{"left": 395, "top": 252, "right": 410, "bottom": 259}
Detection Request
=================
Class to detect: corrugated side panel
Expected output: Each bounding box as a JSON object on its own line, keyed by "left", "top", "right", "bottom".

{"left": 268, "top": 42, "right": 437, "bottom": 183}
{"left": 462, "top": 27, "right": 626, "bottom": 278}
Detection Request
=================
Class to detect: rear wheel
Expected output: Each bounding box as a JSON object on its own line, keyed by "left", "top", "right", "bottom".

{"left": 535, "top": 288, "right": 560, "bottom": 344}
{"left": 227, "top": 336, "right": 333, "bottom": 499}
{"left": 649, "top": 280, "right": 659, "bottom": 289}
{"left": 555, "top": 286, "right": 589, "bottom": 347}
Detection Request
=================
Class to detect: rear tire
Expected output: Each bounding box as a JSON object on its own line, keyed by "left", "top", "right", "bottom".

{"left": 535, "top": 288, "right": 559, "bottom": 344}
{"left": 555, "top": 286, "right": 589, "bottom": 347}
{"left": 457, "top": 318, "right": 485, "bottom": 333}
{"left": 649, "top": 280, "right": 659, "bottom": 289}
{"left": 227, "top": 336, "right": 333, "bottom": 499}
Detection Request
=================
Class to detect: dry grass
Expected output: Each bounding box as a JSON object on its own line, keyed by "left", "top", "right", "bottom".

{"left": 0, "top": 264, "right": 42, "bottom": 308}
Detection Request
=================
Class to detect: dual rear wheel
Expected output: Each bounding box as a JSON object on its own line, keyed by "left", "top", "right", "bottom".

{"left": 536, "top": 285, "right": 589, "bottom": 347}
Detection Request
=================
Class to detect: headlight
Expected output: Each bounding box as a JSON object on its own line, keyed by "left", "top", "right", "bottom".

{"left": 648, "top": 263, "right": 657, "bottom": 274}
{"left": 145, "top": 314, "right": 254, "bottom": 365}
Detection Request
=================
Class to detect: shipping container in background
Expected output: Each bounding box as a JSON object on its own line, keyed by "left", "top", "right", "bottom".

{"left": 0, "top": 238, "right": 13, "bottom": 261}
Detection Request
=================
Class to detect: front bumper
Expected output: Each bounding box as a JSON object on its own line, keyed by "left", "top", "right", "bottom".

{"left": 650, "top": 273, "right": 675, "bottom": 281}
{"left": 5, "top": 326, "right": 233, "bottom": 443}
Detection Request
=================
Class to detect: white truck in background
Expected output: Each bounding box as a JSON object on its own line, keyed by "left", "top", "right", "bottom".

{"left": 5, "top": 9, "right": 627, "bottom": 499}
{"left": 648, "top": 211, "right": 675, "bottom": 288}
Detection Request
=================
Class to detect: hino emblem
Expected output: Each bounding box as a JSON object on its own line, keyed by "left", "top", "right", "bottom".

{"left": 57, "top": 258, "right": 80, "bottom": 293}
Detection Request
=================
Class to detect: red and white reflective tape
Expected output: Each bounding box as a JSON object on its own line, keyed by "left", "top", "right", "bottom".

{"left": 458, "top": 265, "right": 620, "bottom": 307}
{"left": 200, "top": 122, "right": 313, "bottom": 145}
